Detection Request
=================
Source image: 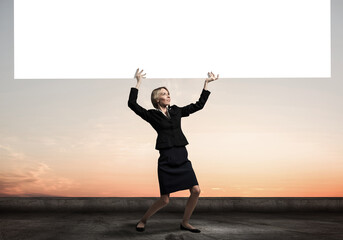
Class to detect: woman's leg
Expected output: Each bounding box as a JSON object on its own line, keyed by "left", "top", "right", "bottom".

{"left": 137, "top": 193, "right": 170, "bottom": 228}
{"left": 181, "top": 185, "right": 201, "bottom": 229}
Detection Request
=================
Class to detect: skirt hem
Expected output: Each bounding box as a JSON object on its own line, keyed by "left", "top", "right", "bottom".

{"left": 160, "top": 183, "right": 199, "bottom": 195}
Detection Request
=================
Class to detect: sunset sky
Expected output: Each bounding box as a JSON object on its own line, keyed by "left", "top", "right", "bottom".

{"left": 1, "top": 0, "right": 342, "bottom": 197}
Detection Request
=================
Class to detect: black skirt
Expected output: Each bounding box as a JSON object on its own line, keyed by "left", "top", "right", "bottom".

{"left": 157, "top": 146, "right": 199, "bottom": 195}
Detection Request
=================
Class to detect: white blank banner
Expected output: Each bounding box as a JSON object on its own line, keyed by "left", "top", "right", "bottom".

{"left": 14, "top": 0, "right": 331, "bottom": 79}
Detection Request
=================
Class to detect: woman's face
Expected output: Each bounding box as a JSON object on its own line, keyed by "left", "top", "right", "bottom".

{"left": 157, "top": 88, "right": 171, "bottom": 107}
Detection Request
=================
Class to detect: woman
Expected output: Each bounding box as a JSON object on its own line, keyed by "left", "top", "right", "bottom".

{"left": 128, "top": 68, "right": 219, "bottom": 233}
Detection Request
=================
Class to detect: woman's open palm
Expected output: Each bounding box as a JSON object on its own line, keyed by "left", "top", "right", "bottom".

{"left": 206, "top": 71, "right": 219, "bottom": 82}
{"left": 135, "top": 68, "right": 146, "bottom": 83}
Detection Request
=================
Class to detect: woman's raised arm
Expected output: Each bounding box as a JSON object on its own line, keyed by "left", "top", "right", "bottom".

{"left": 180, "top": 72, "right": 219, "bottom": 117}
{"left": 180, "top": 88, "right": 211, "bottom": 117}
{"left": 127, "top": 68, "right": 151, "bottom": 122}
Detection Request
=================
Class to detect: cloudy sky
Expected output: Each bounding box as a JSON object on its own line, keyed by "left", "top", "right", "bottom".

{"left": 0, "top": 0, "right": 342, "bottom": 197}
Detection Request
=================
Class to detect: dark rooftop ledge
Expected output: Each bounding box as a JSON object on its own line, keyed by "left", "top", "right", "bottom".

{"left": 0, "top": 197, "right": 342, "bottom": 212}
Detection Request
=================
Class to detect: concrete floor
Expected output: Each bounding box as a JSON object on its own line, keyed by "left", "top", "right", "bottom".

{"left": 1, "top": 211, "right": 342, "bottom": 240}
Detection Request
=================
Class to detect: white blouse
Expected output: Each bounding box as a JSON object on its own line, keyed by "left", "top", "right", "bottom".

{"left": 155, "top": 106, "right": 171, "bottom": 119}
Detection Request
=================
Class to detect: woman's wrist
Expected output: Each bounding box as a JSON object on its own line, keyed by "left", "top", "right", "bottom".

{"left": 135, "top": 81, "right": 141, "bottom": 89}
{"left": 203, "top": 80, "right": 208, "bottom": 90}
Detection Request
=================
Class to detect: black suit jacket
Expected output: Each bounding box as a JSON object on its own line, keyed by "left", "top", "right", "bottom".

{"left": 128, "top": 87, "right": 211, "bottom": 150}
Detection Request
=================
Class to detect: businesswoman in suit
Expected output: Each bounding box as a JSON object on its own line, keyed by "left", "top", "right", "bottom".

{"left": 129, "top": 68, "right": 219, "bottom": 233}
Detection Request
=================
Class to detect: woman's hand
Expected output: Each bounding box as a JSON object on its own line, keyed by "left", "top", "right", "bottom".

{"left": 205, "top": 71, "right": 219, "bottom": 83}
{"left": 135, "top": 68, "right": 146, "bottom": 83}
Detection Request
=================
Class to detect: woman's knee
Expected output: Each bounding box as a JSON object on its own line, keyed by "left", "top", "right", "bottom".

{"left": 160, "top": 194, "right": 170, "bottom": 204}
{"left": 191, "top": 185, "right": 201, "bottom": 195}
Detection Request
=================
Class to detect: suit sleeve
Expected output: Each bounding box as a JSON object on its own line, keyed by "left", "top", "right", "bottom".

{"left": 128, "top": 87, "right": 151, "bottom": 122}
{"left": 181, "top": 89, "right": 211, "bottom": 117}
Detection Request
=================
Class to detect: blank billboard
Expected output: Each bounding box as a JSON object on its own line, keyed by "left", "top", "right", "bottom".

{"left": 14, "top": 0, "right": 331, "bottom": 79}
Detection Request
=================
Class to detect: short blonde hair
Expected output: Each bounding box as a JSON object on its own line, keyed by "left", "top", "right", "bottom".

{"left": 151, "top": 86, "right": 170, "bottom": 109}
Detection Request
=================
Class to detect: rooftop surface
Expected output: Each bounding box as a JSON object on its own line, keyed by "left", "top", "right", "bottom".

{"left": 1, "top": 211, "right": 343, "bottom": 240}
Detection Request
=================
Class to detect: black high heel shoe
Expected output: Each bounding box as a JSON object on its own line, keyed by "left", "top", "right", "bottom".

{"left": 136, "top": 221, "right": 145, "bottom": 232}
{"left": 180, "top": 223, "right": 201, "bottom": 233}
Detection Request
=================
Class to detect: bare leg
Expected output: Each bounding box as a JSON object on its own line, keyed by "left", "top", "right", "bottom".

{"left": 181, "top": 185, "right": 201, "bottom": 229}
{"left": 137, "top": 193, "right": 170, "bottom": 228}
